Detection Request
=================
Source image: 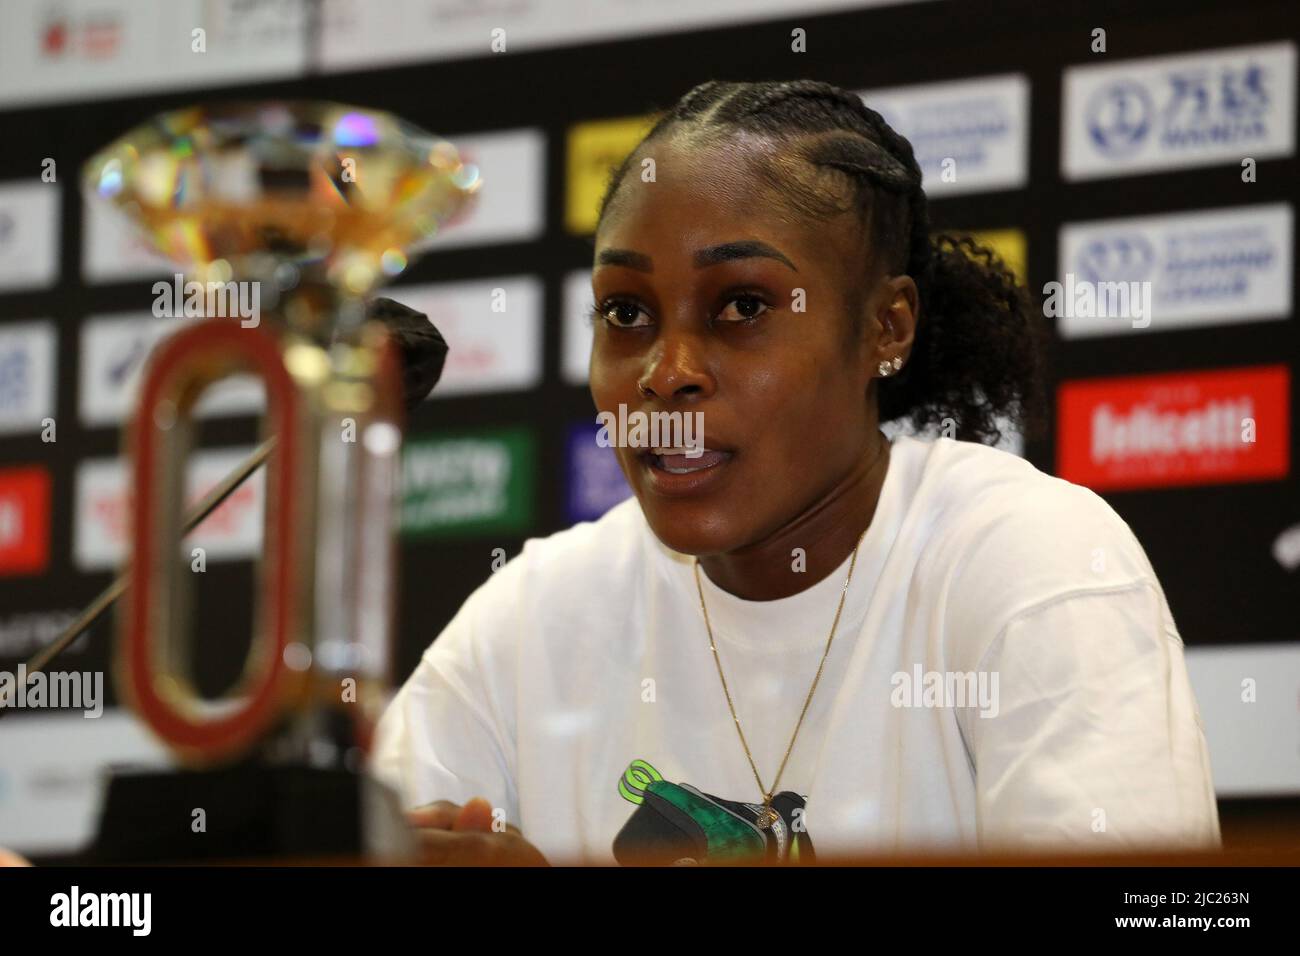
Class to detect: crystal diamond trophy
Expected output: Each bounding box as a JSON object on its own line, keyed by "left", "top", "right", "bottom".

{"left": 80, "top": 102, "right": 479, "bottom": 862}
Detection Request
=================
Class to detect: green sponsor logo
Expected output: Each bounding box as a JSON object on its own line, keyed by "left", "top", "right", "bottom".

{"left": 400, "top": 428, "right": 534, "bottom": 538}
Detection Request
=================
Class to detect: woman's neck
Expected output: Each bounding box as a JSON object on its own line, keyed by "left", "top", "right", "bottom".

{"left": 698, "top": 432, "right": 892, "bottom": 601}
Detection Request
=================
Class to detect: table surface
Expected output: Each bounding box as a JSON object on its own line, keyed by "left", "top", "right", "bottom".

{"left": 265, "top": 828, "right": 1300, "bottom": 867}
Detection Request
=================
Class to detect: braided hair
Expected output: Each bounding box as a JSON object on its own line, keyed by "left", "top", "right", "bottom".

{"left": 595, "top": 79, "right": 1046, "bottom": 446}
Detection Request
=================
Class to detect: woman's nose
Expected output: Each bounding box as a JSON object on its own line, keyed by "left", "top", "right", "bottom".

{"left": 636, "top": 332, "right": 714, "bottom": 402}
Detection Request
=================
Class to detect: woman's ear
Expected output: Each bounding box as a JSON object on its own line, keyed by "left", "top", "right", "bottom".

{"left": 876, "top": 274, "right": 918, "bottom": 364}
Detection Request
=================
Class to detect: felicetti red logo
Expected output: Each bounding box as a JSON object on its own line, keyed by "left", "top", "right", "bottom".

{"left": 1058, "top": 365, "right": 1290, "bottom": 490}
{"left": 0, "top": 467, "right": 51, "bottom": 576}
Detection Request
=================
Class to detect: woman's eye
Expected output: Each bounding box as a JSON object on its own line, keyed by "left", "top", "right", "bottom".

{"left": 718, "top": 294, "right": 769, "bottom": 323}
{"left": 592, "top": 293, "right": 768, "bottom": 328}
{"left": 596, "top": 299, "right": 652, "bottom": 328}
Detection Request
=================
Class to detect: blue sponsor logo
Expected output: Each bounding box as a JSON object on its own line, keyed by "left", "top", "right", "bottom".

{"left": 1074, "top": 220, "right": 1281, "bottom": 310}
{"left": 1160, "top": 224, "right": 1277, "bottom": 305}
{"left": 1088, "top": 62, "right": 1275, "bottom": 159}
{"left": 105, "top": 334, "right": 148, "bottom": 387}
{"left": 1086, "top": 81, "right": 1154, "bottom": 157}
{"left": 0, "top": 343, "right": 33, "bottom": 413}
{"left": 1075, "top": 235, "right": 1156, "bottom": 283}
{"left": 881, "top": 94, "right": 1016, "bottom": 182}
{"left": 565, "top": 421, "right": 632, "bottom": 524}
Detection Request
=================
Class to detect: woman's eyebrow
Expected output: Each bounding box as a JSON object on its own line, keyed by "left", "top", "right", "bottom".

{"left": 595, "top": 241, "right": 798, "bottom": 273}
{"left": 596, "top": 248, "right": 654, "bottom": 272}
{"left": 695, "top": 240, "right": 798, "bottom": 272}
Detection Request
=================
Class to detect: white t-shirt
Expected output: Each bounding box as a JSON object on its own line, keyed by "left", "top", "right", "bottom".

{"left": 370, "top": 434, "right": 1220, "bottom": 864}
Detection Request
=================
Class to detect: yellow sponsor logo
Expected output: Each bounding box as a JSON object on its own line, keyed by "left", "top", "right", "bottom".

{"left": 566, "top": 114, "right": 662, "bottom": 235}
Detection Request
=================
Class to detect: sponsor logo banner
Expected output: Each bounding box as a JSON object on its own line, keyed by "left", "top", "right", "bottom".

{"left": 0, "top": 0, "right": 305, "bottom": 108}
{"left": 1057, "top": 204, "right": 1292, "bottom": 337}
{"left": 318, "top": 0, "right": 930, "bottom": 74}
{"left": 0, "top": 322, "right": 56, "bottom": 436}
{"left": 566, "top": 114, "right": 660, "bottom": 235}
{"left": 413, "top": 129, "right": 546, "bottom": 251}
{"left": 565, "top": 422, "right": 632, "bottom": 524}
{"left": 400, "top": 428, "right": 535, "bottom": 539}
{"left": 79, "top": 313, "right": 264, "bottom": 427}
{"left": 1185, "top": 644, "right": 1300, "bottom": 795}
{"left": 0, "top": 467, "right": 51, "bottom": 577}
{"left": 859, "top": 74, "right": 1030, "bottom": 195}
{"left": 386, "top": 278, "right": 543, "bottom": 397}
{"left": 73, "top": 449, "right": 265, "bottom": 571}
{"left": 1057, "top": 365, "right": 1290, "bottom": 491}
{"left": 0, "top": 712, "right": 172, "bottom": 854}
{"left": 82, "top": 201, "right": 173, "bottom": 283}
{"left": 0, "top": 183, "right": 59, "bottom": 291}
{"left": 1063, "top": 41, "right": 1297, "bottom": 180}
{"left": 562, "top": 268, "right": 596, "bottom": 386}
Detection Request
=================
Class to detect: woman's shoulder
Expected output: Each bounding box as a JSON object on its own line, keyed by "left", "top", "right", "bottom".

{"left": 418, "top": 496, "right": 654, "bottom": 670}
{"left": 518, "top": 493, "right": 651, "bottom": 573}
{"left": 461, "top": 495, "right": 654, "bottom": 617}
{"left": 902, "top": 435, "right": 1138, "bottom": 539}
{"left": 898, "top": 435, "right": 1162, "bottom": 616}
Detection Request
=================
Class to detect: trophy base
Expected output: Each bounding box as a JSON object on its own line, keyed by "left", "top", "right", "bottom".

{"left": 83, "top": 762, "right": 418, "bottom": 864}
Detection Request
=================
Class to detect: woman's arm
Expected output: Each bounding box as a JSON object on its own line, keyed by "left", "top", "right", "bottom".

{"left": 962, "top": 580, "right": 1220, "bottom": 852}
{"left": 369, "top": 560, "right": 530, "bottom": 858}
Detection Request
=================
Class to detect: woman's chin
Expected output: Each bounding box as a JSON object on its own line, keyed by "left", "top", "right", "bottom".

{"left": 636, "top": 499, "right": 747, "bottom": 557}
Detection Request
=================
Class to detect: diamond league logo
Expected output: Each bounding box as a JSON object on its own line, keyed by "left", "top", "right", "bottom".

{"left": 1086, "top": 80, "right": 1154, "bottom": 157}
{"left": 1075, "top": 234, "right": 1156, "bottom": 284}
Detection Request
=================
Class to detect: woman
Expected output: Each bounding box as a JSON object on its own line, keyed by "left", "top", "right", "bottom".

{"left": 372, "top": 79, "right": 1219, "bottom": 866}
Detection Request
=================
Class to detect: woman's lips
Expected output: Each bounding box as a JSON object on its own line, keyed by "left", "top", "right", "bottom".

{"left": 639, "top": 447, "right": 734, "bottom": 496}
{"left": 654, "top": 448, "right": 730, "bottom": 472}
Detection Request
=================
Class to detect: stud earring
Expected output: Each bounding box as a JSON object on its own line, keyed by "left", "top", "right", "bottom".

{"left": 892, "top": 355, "right": 904, "bottom": 371}
{"left": 877, "top": 360, "right": 892, "bottom": 377}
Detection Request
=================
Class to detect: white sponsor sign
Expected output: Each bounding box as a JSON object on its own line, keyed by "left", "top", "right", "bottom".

{"left": 79, "top": 313, "right": 265, "bottom": 427}
{"left": 1185, "top": 643, "right": 1300, "bottom": 796}
{"left": 73, "top": 447, "right": 265, "bottom": 571}
{"left": 82, "top": 201, "right": 174, "bottom": 284}
{"left": 0, "top": 0, "right": 306, "bottom": 108}
{"left": 0, "top": 322, "right": 56, "bottom": 436}
{"left": 0, "top": 711, "right": 173, "bottom": 855}
{"left": 0, "top": 183, "right": 59, "bottom": 291}
{"left": 414, "top": 129, "right": 546, "bottom": 251}
{"left": 1057, "top": 204, "right": 1293, "bottom": 337}
{"left": 561, "top": 269, "right": 596, "bottom": 386}
{"left": 319, "top": 0, "right": 932, "bottom": 71}
{"left": 859, "top": 74, "right": 1030, "bottom": 195}
{"left": 386, "top": 277, "right": 543, "bottom": 397}
{"left": 1063, "top": 42, "right": 1297, "bottom": 180}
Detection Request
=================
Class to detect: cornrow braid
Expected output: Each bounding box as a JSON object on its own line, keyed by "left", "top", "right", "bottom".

{"left": 596, "top": 79, "right": 1046, "bottom": 447}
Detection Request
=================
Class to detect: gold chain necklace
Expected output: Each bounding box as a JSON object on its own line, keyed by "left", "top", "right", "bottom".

{"left": 693, "top": 527, "right": 867, "bottom": 830}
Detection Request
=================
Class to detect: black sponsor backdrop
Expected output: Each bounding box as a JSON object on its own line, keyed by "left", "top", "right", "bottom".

{"left": 0, "top": 0, "right": 1295, "bottom": 716}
